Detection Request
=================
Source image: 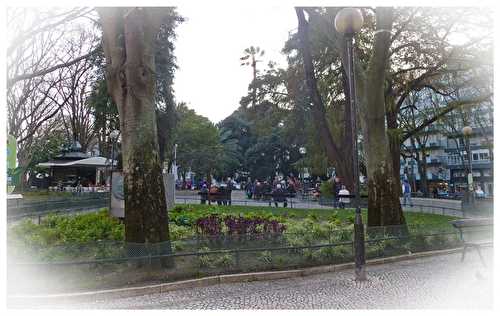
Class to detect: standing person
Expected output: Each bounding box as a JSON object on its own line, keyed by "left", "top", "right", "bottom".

{"left": 402, "top": 179, "right": 413, "bottom": 207}
{"left": 338, "top": 185, "right": 350, "bottom": 209}
{"left": 219, "top": 184, "right": 228, "bottom": 206}
{"left": 272, "top": 184, "right": 288, "bottom": 208}
{"left": 432, "top": 186, "right": 438, "bottom": 198}
{"left": 262, "top": 180, "right": 272, "bottom": 206}
{"left": 226, "top": 178, "right": 234, "bottom": 205}
{"left": 255, "top": 181, "right": 262, "bottom": 200}
{"left": 210, "top": 185, "right": 221, "bottom": 205}
{"left": 333, "top": 176, "right": 342, "bottom": 208}
{"left": 245, "top": 181, "right": 253, "bottom": 199}
{"left": 199, "top": 184, "right": 208, "bottom": 204}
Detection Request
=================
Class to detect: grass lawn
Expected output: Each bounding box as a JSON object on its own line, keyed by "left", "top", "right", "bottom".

{"left": 174, "top": 203, "right": 457, "bottom": 229}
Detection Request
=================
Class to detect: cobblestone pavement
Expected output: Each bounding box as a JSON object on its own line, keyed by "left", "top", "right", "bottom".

{"left": 38, "top": 249, "right": 493, "bottom": 309}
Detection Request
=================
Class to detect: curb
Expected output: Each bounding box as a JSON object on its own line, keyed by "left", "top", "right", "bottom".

{"left": 7, "top": 247, "right": 463, "bottom": 306}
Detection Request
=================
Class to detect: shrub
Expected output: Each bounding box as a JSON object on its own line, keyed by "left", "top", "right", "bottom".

{"left": 9, "top": 209, "right": 124, "bottom": 248}
{"left": 306, "top": 213, "right": 319, "bottom": 221}
{"left": 195, "top": 214, "right": 286, "bottom": 237}
{"left": 427, "top": 234, "right": 451, "bottom": 250}
{"left": 307, "top": 245, "right": 352, "bottom": 263}
{"left": 198, "top": 246, "right": 214, "bottom": 268}
{"left": 197, "top": 247, "right": 234, "bottom": 269}
{"left": 345, "top": 214, "right": 356, "bottom": 224}
{"left": 215, "top": 253, "right": 235, "bottom": 268}
{"left": 195, "top": 215, "right": 223, "bottom": 236}
{"left": 319, "top": 181, "right": 334, "bottom": 198}
{"left": 328, "top": 212, "right": 342, "bottom": 227}
{"left": 406, "top": 233, "right": 429, "bottom": 253}
{"left": 258, "top": 251, "right": 273, "bottom": 264}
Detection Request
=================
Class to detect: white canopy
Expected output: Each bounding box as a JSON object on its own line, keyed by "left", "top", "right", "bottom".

{"left": 37, "top": 157, "right": 117, "bottom": 168}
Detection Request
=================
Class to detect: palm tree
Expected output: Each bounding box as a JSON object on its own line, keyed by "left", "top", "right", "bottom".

{"left": 240, "top": 46, "right": 265, "bottom": 108}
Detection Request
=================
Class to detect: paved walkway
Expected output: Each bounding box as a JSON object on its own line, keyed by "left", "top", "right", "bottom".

{"left": 34, "top": 249, "right": 493, "bottom": 309}
{"left": 176, "top": 190, "right": 467, "bottom": 217}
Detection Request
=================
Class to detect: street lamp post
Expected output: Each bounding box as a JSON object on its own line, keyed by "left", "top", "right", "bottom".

{"left": 462, "top": 126, "right": 475, "bottom": 206}
{"left": 299, "top": 147, "right": 307, "bottom": 196}
{"left": 335, "top": 7, "right": 366, "bottom": 281}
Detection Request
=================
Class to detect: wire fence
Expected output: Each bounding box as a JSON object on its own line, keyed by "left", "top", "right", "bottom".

{"left": 7, "top": 193, "right": 109, "bottom": 223}
{"left": 174, "top": 196, "right": 469, "bottom": 217}
{"left": 7, "top": 223, "right": 478, "bottom": 295}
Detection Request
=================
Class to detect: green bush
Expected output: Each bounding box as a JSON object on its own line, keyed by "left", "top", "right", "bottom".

{"left": 311, "top": 245, "right": 352, "bottom": 263}
{"left": 406, "top": 233, "right": 429, "bottom": 253}
{"left": 306, "top": 213, "right": 319, "bottom": 222}
{"left": 328, "top": 212, "right": 342, "bottom": 227}
{"left": 8, "top": 210, "right": 199, "bottom": 257}
{"left": 215, "top": 253, "right": 235, "bottom": 268}
{"left": 319, "top": 181, "right": 334, "bottom": 198}
{"left": 198, "top": 246, "right": 214, "bottom": 268}
{"left": 427, "top": 234, "right": 459, "bottom": 251}
{"left": 9, "top": 209, "right": 124, "bottom": 248}
{"left": 197, "top": 247, "right": 235, "bottom": 268}
{"left": 258, "top": 250, "right": 273, "bottom": 264}
{"left": 169, "top": 223, "right": 196, "bottom": 240}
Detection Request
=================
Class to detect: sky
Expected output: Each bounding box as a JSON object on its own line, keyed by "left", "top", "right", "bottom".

{"left": 173, "top": 5, "right": 298, "bottom": 123}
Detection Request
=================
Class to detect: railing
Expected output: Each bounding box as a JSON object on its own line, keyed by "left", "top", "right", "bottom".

{"left": 7, "top": 193, "right": 109, "bottom": 222}
{"left": 8, "top": 193, "right": 484, "bottom": 225}
{"left": 7, "top": 224, "right": 470, "bottom": 294}
{"left": 174, "top": 196, "right": 466, "bottom": 217}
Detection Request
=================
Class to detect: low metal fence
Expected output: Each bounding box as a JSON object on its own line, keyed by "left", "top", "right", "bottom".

{"left": 7, "top": 196, "right": 468, "bottom": 225}
{"left": 7, "top": 193, "right": 109, "bottom": 222}
{"left": 7, "top": 223, "right": 472, "bottom": 295}
{"left": 174, "top": 196, "right": 467, "bottom": 217}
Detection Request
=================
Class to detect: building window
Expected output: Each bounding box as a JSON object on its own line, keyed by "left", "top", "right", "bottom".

{"left": 473, "top": 153, "right": 479, "bottom": 161}
{"left": 454, "top": 171, "right": 464, "bottom": 177}
{"left": 479, "top": 152, "right": 489, "bottom": 160}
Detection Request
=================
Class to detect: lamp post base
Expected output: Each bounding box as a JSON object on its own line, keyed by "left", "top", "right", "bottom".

{"left": 355, "top": 266, "right": 367, "bottom": 281}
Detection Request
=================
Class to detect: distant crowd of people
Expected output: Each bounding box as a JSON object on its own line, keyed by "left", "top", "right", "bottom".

{"left": 243, "top": 177, "right": 302, "bottom": 208}
{"left": 198, "top": 180, "right": 235, "bottom": 205}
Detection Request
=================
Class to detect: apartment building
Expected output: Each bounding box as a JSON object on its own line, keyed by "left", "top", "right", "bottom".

{"left": 400, "top": 106, "right": 493, "bottom": 197}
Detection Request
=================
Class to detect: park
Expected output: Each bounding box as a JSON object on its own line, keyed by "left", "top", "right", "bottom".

{"left": 5, "top": 5, "right": 495, "bottom": 310}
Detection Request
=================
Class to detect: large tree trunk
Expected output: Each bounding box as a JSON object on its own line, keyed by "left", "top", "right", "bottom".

{"left": 295, "top": 7, "right": 354, "bottom": 192}
{"left": 386, "top": 100, "right": 402, "bottom": 196}
{"left": 98, "top": 8, "right": 171, "bottom": 253}
{"left": 358, "top": 8, "right": 406, "bottom": 228}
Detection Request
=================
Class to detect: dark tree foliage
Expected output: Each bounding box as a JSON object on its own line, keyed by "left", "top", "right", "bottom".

{"left": 154, "top": 9, "right": 184, "bottom": 166}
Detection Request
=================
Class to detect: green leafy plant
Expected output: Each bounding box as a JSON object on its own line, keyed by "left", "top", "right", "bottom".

{"left": 258, "top": 250, "right": 273, "bottom": 264}
{"left": 215, "top": 253, "right": 235, "bottom": 268}
{"left": 319, "top": 181, "right": 334, "bottom": 198}
{"left": 198, "top": 246, "right": 214, "bottom": 268}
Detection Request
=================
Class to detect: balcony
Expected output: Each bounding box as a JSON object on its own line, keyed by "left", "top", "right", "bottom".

{"left": 427, "top": 156, "right": 448, "bottom": 166}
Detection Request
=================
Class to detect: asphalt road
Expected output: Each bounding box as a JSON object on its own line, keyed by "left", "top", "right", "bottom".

{"left": 30, "top": 248, "right": 493, "bottom": 309}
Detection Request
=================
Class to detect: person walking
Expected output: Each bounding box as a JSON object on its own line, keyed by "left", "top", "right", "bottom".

{"left": 402, "top": 179, "right": 413, "bottom": 207}
{"left": 338, "top": 185, "right": 350, "bottom": 209}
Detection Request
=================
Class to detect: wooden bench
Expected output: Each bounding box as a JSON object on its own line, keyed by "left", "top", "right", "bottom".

{"left": 450, "top": 218, "right": 493, "bottom": 267}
